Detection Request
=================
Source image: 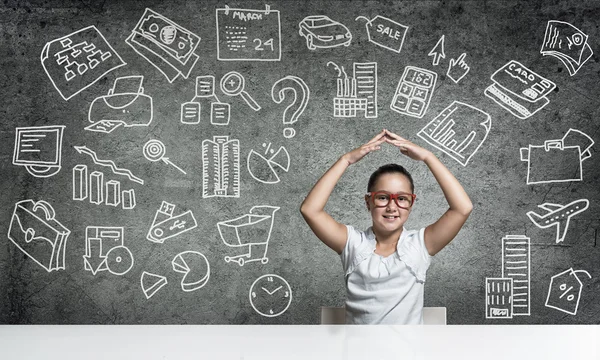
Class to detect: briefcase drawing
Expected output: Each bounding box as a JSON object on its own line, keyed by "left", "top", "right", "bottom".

{"left": 8, "top": 200, "right": 70, "bottom": 272}
{"left": 86, "top": 75, "right": 153, "bottom": 133}
{"left": 520, "top": 140, "right": 583, "bottom": 184}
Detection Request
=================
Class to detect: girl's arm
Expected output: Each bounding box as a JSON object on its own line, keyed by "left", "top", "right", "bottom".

{"left": 385, "top": 130, "right": 473, "bottom": 256}
{"left": 300, "top": 130, "right": 387, "bottom": 254}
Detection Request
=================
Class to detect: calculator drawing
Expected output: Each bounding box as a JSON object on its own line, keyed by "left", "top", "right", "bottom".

{"left": 390, "top": 66, "right": 437, "bottom": 119}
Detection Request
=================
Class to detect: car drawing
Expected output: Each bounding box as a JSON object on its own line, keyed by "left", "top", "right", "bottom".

{"left": 299, "top": 15, "right": 352, "bottom": 50}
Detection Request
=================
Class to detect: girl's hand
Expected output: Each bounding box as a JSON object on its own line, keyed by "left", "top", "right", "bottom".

{"left": 384, "top": 129, "right": 433, "bottom": 162}
{"left": 342, "top": 130, "right": 387, "bottom": 165}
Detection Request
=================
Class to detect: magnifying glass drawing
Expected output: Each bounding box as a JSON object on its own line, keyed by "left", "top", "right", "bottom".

{"left": 220, "top": 71, "right": 262, "bottom": 111}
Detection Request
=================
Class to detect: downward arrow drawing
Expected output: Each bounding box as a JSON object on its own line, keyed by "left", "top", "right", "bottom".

{"left": 83, "top": 238, "right": 108, "bottom": 275}
{"left": 428, "top": 35, "right": 446, "bottom": 66}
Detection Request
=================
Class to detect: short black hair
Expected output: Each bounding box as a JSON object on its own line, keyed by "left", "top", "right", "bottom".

{"left": 367, "top": 163, "right": 414, "bottom": 193}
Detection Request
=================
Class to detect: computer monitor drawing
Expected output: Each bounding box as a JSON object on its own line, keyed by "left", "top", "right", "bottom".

{"left": 13, "top": 125, "right": 65, "bottom": 178}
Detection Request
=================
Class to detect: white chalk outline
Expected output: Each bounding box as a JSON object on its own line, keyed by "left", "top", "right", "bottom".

{"left": 141, "top": 271, "right": 168, "bottom": 299}
{"left": 390, "top": 66, "right": 437, "bottom": 119}
{"left": 126, "top": 8, "right": 201, "bottom": 83}
{"left": 180, "top": 76, "right": 231, "bottom": 126}
{"left": 202, "top": 136, "right": 241, "bottom": 198}
{"left": 446, "top": 53, "right": 470, "bottom": 84}
{"left": 299, "top": 15, "right": 352, "bottom": 50}
{"left": 355, "top": 15, "right": 408, "bottom": 53}
{"left": 147, "top": 201, "right": 198, "bottom": 244}
{"left": 74, "top": 145, "right": 145, "bottom": 185}
{"left": 220, "top": 71, "right": 261, "bottom": 111}
{"left": 271, "top": 75, "right": 310, "bottom": 138}
{"left": 249, "top": 274, "right": 292, "bottom": 317}
{"left": 171, "top": 251, "right": 210, "bottom": 292}
{"left": 216, "top": 5, "right": 282, "bottom": 61}
{"left": 143, "top": 139, "right": 187, "bottom": 175}
{"left": 541, "top": 20, "right": 593, "bottom": 76}
{"left": 13, "top": 125, "right": 65, "bottom": 178}
{"left": 484, "top": 60, "right": 556, "bottom": 119}
{"left": 72, "top": 164, "right": 137, "bottom": 210}
{"left": 8, "top": 199, "right": 70, "bottom": 272}
{"left": 417, "top": 101, "right": 491, "bottom": 166}
{"left": 520, "top": 128, "right": 594, "bottom": 184}
{"left": 428, "top": 35, "right": 445, "bottom": 66}
{"left": 86, "top": 75, "right": 153, "bottom": 133}
{"left": 247, "top": 143, "right": 290, "bottom": 184}
{"left": 501, "top": 235, "right": 531, "bottom": 316}
{"left": 83, "top": 226, "right": 133, "bottom": 276}
{"left": 485, "top": 277, "right": 513, "bottom": 319}
{"left": 218, "top": 205, "right": 279, "bottom": 266}
{"left": 545, "top": 268, "right": 591, "bottom": 315}
{"left": 329, "top": 61, "right": 378, "bottom": 118}
{"left": 526, "top": 199, "right": 589, "bottom": 244}
{"left": 41, "top": 25, "right": 126, "bottom": 100}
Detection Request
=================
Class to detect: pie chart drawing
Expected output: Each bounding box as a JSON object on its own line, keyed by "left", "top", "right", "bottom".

{"left": 172, "top": 251, "right": 210, "bottom": 292}
{"left": 140, "top": 271, "right": 167, "bottom": 299}
{"left": 247, "top": 144, "right": 290, "bottom": 184}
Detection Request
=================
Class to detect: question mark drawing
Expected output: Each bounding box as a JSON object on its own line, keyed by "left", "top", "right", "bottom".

{"left": 271, "top": 75, "right": 310, "bottom": 139}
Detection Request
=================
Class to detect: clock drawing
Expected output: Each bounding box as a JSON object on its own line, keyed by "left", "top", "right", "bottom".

{"left": 249, "top": 274, "right": 292, "bottom": 317}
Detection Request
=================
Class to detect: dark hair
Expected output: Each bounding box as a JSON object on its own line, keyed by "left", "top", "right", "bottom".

{"left": 367, "top": 163, "right": 414, "bottom": 193}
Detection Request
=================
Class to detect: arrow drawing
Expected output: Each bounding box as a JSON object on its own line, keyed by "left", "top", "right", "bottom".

{"left": 162, "top": 157, "right": 187, "bottom": 175}
{"left": 74, "top": 145, "right": 145, "bottom": 185}
{"left": 83, "top": 238, "right": 108, "bottom": 275}
{"left": 428, "top": 35, "right": 445, "bottom": 66}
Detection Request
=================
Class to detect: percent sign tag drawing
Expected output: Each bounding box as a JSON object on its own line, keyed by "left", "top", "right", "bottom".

{"left": 271, "top": 76, "right": 310, "bottom": 138}
{"left": 545, "top": 268, "right": 592, "bottom": 315}
{"left": 143, "top": 139, "right": 187, "bottom": 175}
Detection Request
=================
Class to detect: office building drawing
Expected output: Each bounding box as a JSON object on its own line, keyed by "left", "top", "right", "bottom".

{"left": 202, "top": 136, "right": 240, "bottom": 198}
{"left": 501, "top": 235, "right": 530, "bottom": 316}
{"left": 330, "top": 61, "right": 378, "bottom": 118}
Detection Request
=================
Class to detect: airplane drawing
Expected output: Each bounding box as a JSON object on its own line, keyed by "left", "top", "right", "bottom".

{"left": 526, "top": 199, "right": 589, "bottom": 243}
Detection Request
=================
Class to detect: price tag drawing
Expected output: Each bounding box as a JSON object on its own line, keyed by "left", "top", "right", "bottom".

{"left": 216, "top": 5, "right": 281, "bottom": 61}
{"left": 545, "top": 268, "right": 591, "bottom": 315}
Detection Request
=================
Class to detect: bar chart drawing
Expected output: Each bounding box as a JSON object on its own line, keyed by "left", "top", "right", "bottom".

{"left": 417, "top": 101, "right": 491, "bottom": 166}
{"left": 72, "top": 164, "right": 136, "bottom": 210}
{"left": 328, "top": 61, "right": 378, "bottom": 118}
{"left": 502, "top": 235, "right": 530, "bottom": 316}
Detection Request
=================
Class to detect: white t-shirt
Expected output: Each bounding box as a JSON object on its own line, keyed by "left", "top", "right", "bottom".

{"left": 341, "top": 225, "right": 432, "bottom": 324}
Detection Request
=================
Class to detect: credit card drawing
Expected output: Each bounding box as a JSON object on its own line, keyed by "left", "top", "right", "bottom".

{"left": 147, "top": 201, "right": 198, "bottom": 243}
{"left": 541, "top": 21, "right": 593, "bottom": 76}
{"left": 41, "top": 26, "right": 126, "bottom": 100}
{"left": 13, "top": 125, "right": 65, "bottom": 178}
{"left": 86, "top": 75, "right": 153, "bottom": 133}
{"left": 485, "top": 60, "right": 556, "bottom": 119}
{"left": 8, "top": 199, "right": 70, "bottom": 272}
{"left": 390, "top": 66, "right": 437, "bottom": 119}
{"left": 417, "top": 101, "right": 491, "bottom": 166}
{"left": 126, "top": 8, "right": 201, "bottom": 83}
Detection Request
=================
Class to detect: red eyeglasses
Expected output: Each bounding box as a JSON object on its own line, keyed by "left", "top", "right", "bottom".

{"left": 366, "top": 191, "right": 416, "bottom": 209}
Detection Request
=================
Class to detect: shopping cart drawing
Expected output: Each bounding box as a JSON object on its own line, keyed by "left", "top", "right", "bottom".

{"left": 217, "top": 205, "right": 279, "bottom": 266}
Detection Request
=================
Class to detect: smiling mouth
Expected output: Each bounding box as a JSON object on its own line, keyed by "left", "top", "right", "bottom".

{"left": 383, "top": 215, "right": 399, "bottom": 219}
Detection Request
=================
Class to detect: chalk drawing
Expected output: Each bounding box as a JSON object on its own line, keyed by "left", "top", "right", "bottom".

{"left": 446, "top": 53, "right": 470, "bottom": 84}
{"left": 545, "top": 268, "right": 592, "bottom": 315}
{"left": 84, "top": 226, "right": 133, "bottom": 276}
{"left": 8, "top": 199, "right": 70, "bottom": 272}
{"left": 172, "top": 251, "right": 210, "bottom": 292}
{"left": 143, "top": 139, "right": 187, "bottom": 175}
{"left": 41, "top": 25, "right": 125, "bottom": 100}
{"left": 181, "top": 75, "right": 231, "bottom": 125}
{"left": 72, "top": 165, "right": 137, "bottom": 210}
{"left": 271, "top": 75, "right": 310, "bottom": 138}
{"left": 417, "top": 101, "right": 491, "bottom": 166}
{"left": 147, "top": 201, "right": 198, "bottom": 244}
{"left": 86, "top": 75, "right": 153, "bottom": 133}
{"left": 390, "top": 66, "right": 437, "bottom": 119}
{"left": 541, "top": 20, "right": 593, "bottom": 76}
{"left": 520, "top": 128, "right": 594, "bottom": 184}
{"left": 355, "top": 15, "right": 408, "bottom": 53}
{"left": 141, "top": 271, "right": 168, "bottom": 299}
{"left": 249, "top": 274, "right": 292, "bottom": 317}
{"left": 216, "top": 5, "right": 281, "bottom": 61}
{"left": 247, "top": 143, "right": 290, "bottom": 184}
{"left": 485, "top": 278, "right": 513, "bottom": 319}
{"left": 220, "top": 71, "right": 261, "bottom": 111}
{"left": 526, "top": 199, "right": 589, "bottom": 244}
{"left": 485, "top": 60, "right": 555, "bottom": 119}
{"left": 126, "top": 8, "right": 201, "bottom": 83}
{"left": 74, "top": 145, "right": 144, "bottom": 185}
{"left": 502, "top": 235, "right": 530, "bottom": 316}
{"left": 202, "top": 136, "right": 240, "bottom": 198}
{"left": 299, "top": 15, "right": 351, "bottom": 50}
{"left": 328, "top": 61, "right": 378, "bottom": 118}
{"left": 13, "top": 125, "right": 65, "bottom": 178}
{"left": 428, "top": 35, "right": 445, "bottom": 66}
{"left": 218, "top": 206, "right": 279, "bottom": 266}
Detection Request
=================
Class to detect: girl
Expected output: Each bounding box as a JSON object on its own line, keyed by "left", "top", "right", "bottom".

{"left": 300, "top": 129, "right": 473, "bottom": 324}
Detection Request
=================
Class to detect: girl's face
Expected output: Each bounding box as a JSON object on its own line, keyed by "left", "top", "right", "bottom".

{"left": 365, "top": 173, "right": 413, "bottom": 233}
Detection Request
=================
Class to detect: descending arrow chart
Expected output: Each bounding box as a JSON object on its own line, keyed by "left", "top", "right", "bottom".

{"left": 74, "top": 145, "right": 144, "bottom": 184}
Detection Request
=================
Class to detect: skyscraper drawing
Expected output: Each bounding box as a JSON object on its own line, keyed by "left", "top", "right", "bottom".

{"left": 202, "top": 135, "right": 240, "bottom": 198}
{"left": 501, "top": 235, "right": 530, "bottom": 316}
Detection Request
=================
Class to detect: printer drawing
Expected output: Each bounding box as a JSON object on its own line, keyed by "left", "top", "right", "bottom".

{"left": 86, "top": 75, "right": 153, "bottom": 133}
{"left": 526, "top": 199, "right": 589, "bottom": 243}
